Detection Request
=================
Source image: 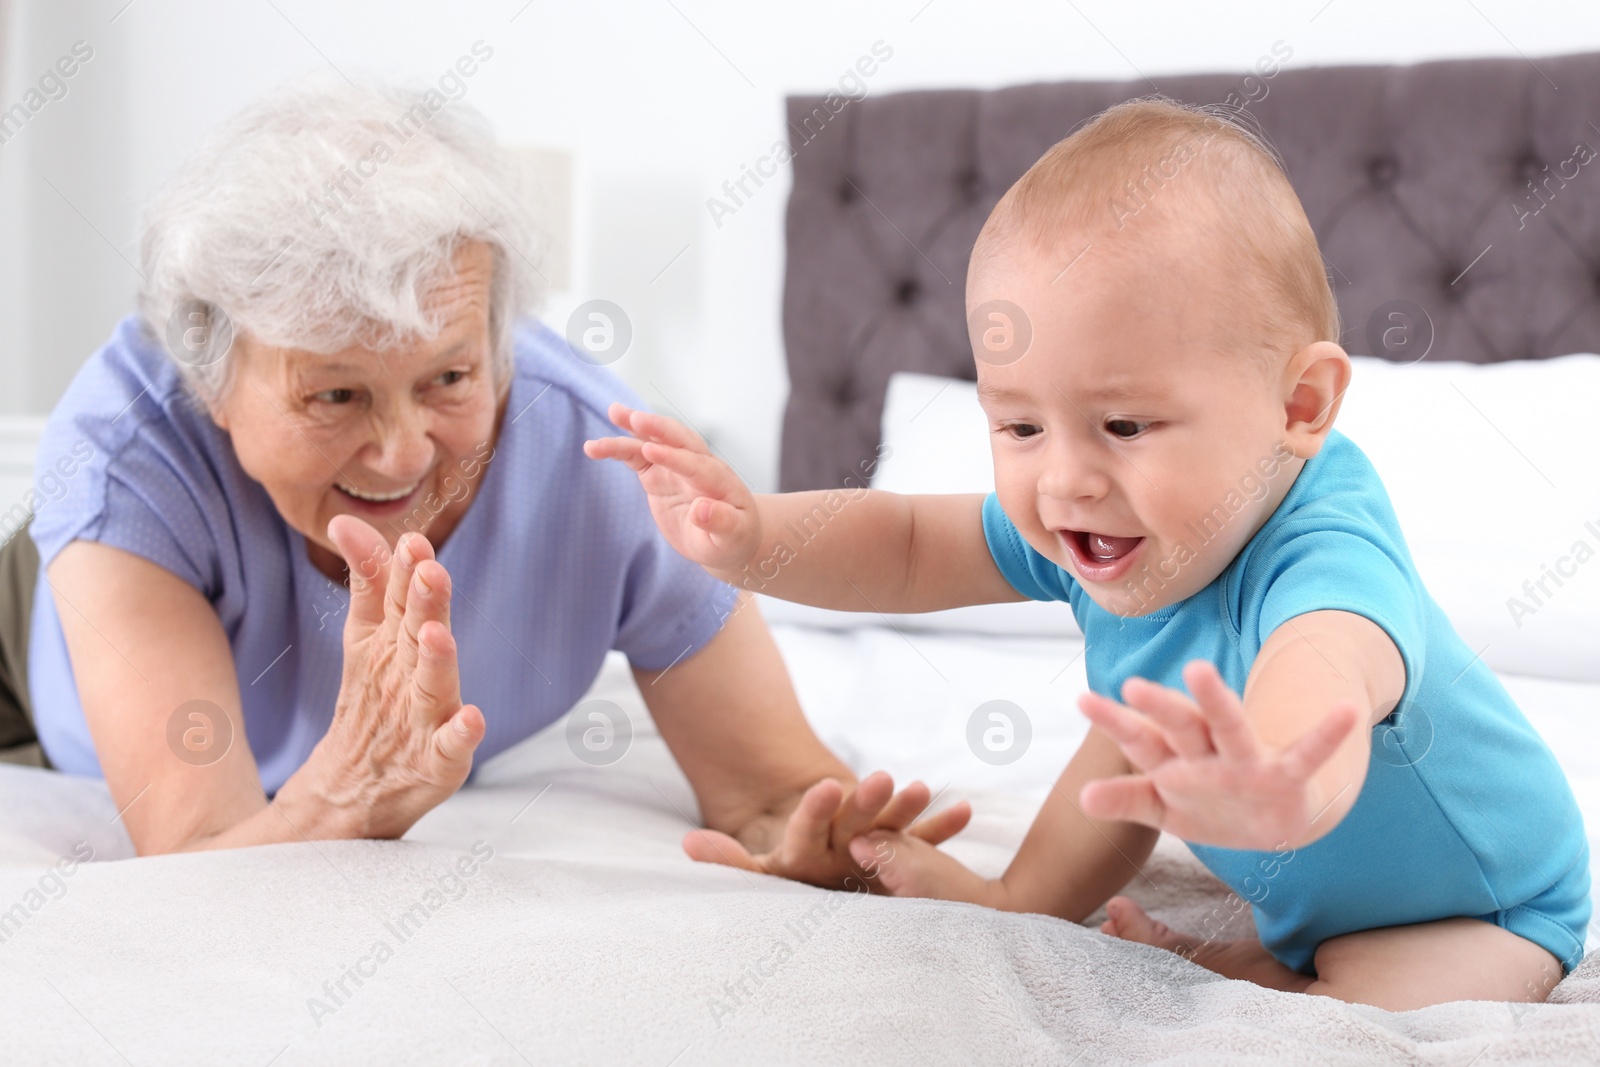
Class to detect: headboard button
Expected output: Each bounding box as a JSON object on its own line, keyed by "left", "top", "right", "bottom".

{"left": 959, "top": 170, "right": 982, "bottom": 201}
{"left": 896, "top": 278, "right": 922, "bottom": 306}
{"left": 1366, "top": 155, "right": 1399, "bottom": 189}
{"left": 1517, "top": 153, "right": 1545, "bottom": 183}
{"left": 837, "top": 179, "right": 859, "bottom": 204}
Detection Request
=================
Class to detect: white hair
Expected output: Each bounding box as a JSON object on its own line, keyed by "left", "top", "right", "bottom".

{"left": 138, "top": 74, "right": 543, "bottom": 402}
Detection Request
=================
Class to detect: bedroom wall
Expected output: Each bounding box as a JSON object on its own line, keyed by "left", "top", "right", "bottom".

{"left": 2, "top": 0, "right": 1598, "bottom": 490}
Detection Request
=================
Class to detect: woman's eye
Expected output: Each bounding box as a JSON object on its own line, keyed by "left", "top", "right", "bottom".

{"left": 314, "top": 388, "right": 357, "bottom": 405}
{"left": 436, "top": 369, "right": 468, "bottom": 387}
{"left": 1105, "top": 419, "right": 1148, "bottom": 439}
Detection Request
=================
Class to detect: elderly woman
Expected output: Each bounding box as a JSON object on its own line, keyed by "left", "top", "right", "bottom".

{"left": 2, "top": 79, "right": 966, "bottom": 875}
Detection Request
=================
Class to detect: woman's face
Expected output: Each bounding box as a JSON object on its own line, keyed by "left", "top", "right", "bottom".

{"left": 210, "top": 242, "right": 504, "bottom": 571}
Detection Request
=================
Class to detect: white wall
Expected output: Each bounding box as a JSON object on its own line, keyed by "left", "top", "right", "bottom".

{"left": 2, "top": 0, "right": 1598, "bottom": 489}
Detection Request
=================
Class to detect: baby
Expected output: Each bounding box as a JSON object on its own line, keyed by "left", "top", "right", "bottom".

{"left": 586, "top": 98, "right": 1591, "bottom": 1011}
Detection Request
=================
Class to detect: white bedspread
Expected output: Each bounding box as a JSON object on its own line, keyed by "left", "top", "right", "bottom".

{"left": 2, "top": 619, "right": 1597, "bottom": 1065}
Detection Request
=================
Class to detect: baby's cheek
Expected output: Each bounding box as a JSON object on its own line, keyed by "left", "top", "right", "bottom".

{"left": 993, "top": 486, "right": 1048, "bottom": 551}
{"left": 991, "top": 465, "right": 1033, "bottom": 517}
{"left": 1158, "top": 488, "right": 1219, "bottom": 544}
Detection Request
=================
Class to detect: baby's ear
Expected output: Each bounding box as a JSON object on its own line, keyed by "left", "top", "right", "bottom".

{"left": 1280, "top": 341, "right": 1351, "bottom": 458}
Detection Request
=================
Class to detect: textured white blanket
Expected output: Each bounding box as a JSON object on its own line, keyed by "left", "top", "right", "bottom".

{"left": 2, "top": 634, "right": 1596, "bottom": 1065}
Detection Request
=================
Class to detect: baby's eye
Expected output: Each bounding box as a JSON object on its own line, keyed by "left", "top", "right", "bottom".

{"left": 314, "top": 388, "right": 357, "bottom": 405}
{"left": 1003, "top": 423, "right": 1042, "bottom": 440}
{"left": 1105, "top": 419, "right": 1149, "bottom": 440}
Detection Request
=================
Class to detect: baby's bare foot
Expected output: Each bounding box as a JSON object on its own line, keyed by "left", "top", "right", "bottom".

{"left": 1102, "top": 896, "right": 1203, "bottom": 956}
{"left": 1101, "top": 896, "right": 1312, "bottom": 993}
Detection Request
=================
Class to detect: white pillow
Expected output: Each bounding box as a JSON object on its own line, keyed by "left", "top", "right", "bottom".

{"left": 1335, "top": 355, "right": 1600, "bottom": 682}
{"left": 867, "top": 359, "right": 1600, "bottom": 682}
{"left": 873, "top": 373, "right": 993, "bottom": 495}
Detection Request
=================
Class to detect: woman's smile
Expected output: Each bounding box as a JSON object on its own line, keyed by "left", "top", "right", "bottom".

{"left": 331, "top": 478, "right": 427, "bottom": 520}
{"left": 334, "top": 480, "right": 421, "bottom": 504}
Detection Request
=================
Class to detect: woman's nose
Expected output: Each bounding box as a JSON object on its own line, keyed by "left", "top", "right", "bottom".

{"left": 369, "top": 408, "right": 434, "bottom": 479}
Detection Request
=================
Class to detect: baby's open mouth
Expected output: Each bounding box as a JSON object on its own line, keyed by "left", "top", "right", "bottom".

{"left": 1075, "top": 530, "right": 1142, "bottom": 562}
{"left": 1058, "top": 527, "right": 1145, "bottom": 581}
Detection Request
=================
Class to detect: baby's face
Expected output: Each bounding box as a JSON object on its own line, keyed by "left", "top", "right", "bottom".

{"left": 971, "top": 241, "right": 1305, "bottom": 617}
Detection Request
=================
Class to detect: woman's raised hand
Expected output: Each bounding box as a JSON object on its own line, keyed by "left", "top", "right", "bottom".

{"left": 300, "top": 516, "right": 486, "bottom": 838}
{"left": 584, "top": 402, "right": 762, "bottom": 580}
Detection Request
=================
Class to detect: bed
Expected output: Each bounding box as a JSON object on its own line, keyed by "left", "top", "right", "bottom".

{"left": 7, "top": 51, "right": 1600, "bottom": 1065}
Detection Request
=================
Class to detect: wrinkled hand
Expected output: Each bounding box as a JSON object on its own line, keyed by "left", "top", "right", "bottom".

{"left": 296, "top": 516, "right": 486, "bottom": 839}
{"left": 584, "top": 402, "right": 761, "bottom": 579}
{"left": 684, "top": 771, "right": 972, "bottom": 892}
{"left": 1076, "top": 660, "right": 1363, "bottom": 850}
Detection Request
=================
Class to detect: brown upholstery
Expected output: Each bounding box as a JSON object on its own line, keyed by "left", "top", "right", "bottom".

{"left": 779, "top": 53, "right": 1600, "bottom": 491}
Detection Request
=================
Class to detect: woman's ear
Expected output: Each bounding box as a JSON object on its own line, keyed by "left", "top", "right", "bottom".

{"left": 202, "top": 386, "right": 233, "bottom": 432}
{"left": 200, "top": 336, "right": 250, "bottom": 431}
{"left": 1281, "top": 340, "right": 1351, "bottom": 459}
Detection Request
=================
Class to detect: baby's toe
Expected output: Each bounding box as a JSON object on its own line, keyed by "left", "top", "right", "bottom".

{"left": 1104, "top": 897, "right": 1189, "bottom": 953}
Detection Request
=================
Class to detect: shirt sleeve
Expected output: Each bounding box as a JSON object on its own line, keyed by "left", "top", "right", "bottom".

{"left": 611, "top": 519, "right": 740, "bottom": 671}
{"left": 981, "top": 492, "right": 1076, "bottom": 602}
{"left": 1245, "top": 518, "right": 1427, "bottom": 708}
{"left": 28, "top": 357, "right": 223, "bottom": 597}
{"left": 87, "top": 443, "right": 222, "bottom": 594}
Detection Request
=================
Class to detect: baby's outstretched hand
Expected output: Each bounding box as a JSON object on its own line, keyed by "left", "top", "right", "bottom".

{"left": 1076, "top": 660, "right": 1363, "bottom": 850}
{"left": 584, "top": 402, "right": 761, "bottom": 578}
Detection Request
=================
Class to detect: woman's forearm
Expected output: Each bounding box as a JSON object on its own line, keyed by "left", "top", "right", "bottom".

{"left": 174, "top": 800, "right": 331, "bottom": 852}
{"left": 174, "top": 769, "right": 366, "bottom": 853}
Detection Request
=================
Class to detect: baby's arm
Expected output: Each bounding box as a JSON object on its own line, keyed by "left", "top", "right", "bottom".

{"left": 850, "top": 610, "right": 1401, "bottom": 910}
{"left": 1079, "top": 609, "right": 1404, "bottom": 850}
{"left": 851, "top": 727, "right": 1161, "bottom": 922}
{"left": 585, "top": 403, "right": 1024, "bottom": 611}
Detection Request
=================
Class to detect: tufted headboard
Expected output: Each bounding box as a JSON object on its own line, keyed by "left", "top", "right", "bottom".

{"left": 778, "top": 51, "right": 1600, "bottom": 491}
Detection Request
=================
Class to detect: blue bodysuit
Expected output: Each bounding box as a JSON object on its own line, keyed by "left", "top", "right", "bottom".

{"left": 982, "top": 430, "right": 1591, "bottom": 974}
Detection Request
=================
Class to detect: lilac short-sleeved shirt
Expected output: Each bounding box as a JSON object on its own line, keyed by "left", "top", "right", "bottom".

{"left": 28, "top": 314, "right": 737, "bottom": 790}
